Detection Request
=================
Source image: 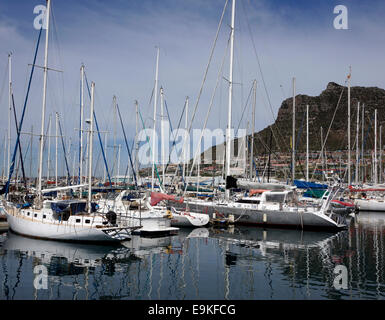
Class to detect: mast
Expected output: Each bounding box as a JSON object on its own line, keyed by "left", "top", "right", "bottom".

{"left": 292, "top": 77, "right": 296, "bottom": 184}
{"left": 55, "top": 113, "right": 58, "bottom": 186}
{"left": 250, "top": 80, "right": 256, "bottom": 181}
{"left": 361, "top": 103, "right": 365, "bottom": 182}
{"left": 37, "top": 0, "right": 51, "bottom": 203}
{"left": 347, "top": 66, "right": 351, "bottom": 185}
{"left": 113, "top": 95, "right": 117, "bottom": 185}
{"left": 117, "top": 144, "right": 121, "bottom": 181}
{"left": 183, "top": 96, "right": 189, "bottom": 180}
{"left": 135, "top": 100, "right": 139, "bottom": 183}
{"left": 88, "top": 82, "right": 95, "bottom": 214}
{"left": 225, "top": 0, "right": 235, "bottom": 201}
{"left": 374, "top": 109, "right": 378, "bottom": 184}
{"left": 47, "top": 113, "right": 51, "bottom": 181}
{"left": 355, "top": 102, "right": 360, "bottom": 184}
{"left": 103, "top": 132, "right": 107, "bottom": 183}
{"left": 151, "top": 47, "right": 160, "bottom": 191}
{"left": 2, "top": 134, "right": 6, "bottom": 183}
{"left": 7, "top": 53, "right": 12, "bottom": 180}
{"left": 30, "top": 126, "right": 33, "bottom": 185}
{"left": 321, "top": 126, "right": 324, "bottom": 180}
{"left": 378, "top": 125, "right": 382, "bottom": 183}
{"left": 160, "top": 87, "right": 165, "bottom": 187}
{"left": 306, "top": 104, "right": 309, "bottom": 181}
{"left": 80, "top": 64, "right": 85, "bottom": 190}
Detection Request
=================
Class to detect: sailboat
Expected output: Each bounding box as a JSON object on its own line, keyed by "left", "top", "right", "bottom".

{"left": 96, "top": 190, "right": 179, "bottom": 236}
{"left": 2, "top": 0, "right": 137, "bottom": 242}
{"left": 173, "top": 0, "right": 347, "bottom": 231}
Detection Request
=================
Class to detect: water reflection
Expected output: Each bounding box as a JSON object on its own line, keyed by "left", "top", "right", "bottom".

{"left": 0, "top": 215, "right": 384, "bottom": 300}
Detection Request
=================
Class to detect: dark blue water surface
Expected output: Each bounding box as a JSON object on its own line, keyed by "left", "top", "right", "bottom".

{"left": 0, "top": 212, "right": 384, "bottom": 300}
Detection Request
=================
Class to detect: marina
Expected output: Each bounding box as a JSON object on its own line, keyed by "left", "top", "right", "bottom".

{"left": 0, "top": 213, "right": 384, "bottom": 300}
{"left": 0, "top": 0, "right": 385, "bottom": 303}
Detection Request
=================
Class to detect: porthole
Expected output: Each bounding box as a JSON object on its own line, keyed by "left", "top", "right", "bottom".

{"left": 76, "top": 219, "right": 81, "bottom": 223}
{"left": 85, "top": 219, "right": 90, "bottom": 224}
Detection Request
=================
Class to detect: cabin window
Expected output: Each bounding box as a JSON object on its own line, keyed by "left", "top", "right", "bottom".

{"left": 76, "top": 219, "right": 81, "bottom": 223}
{"left": 34, "top": 214, "right": 37, "bottom": 218}
{"left": 27, "top": 212, "right": 30, "bottom": 216}
{"left": 85, "top": 219, "right": 90, "bottom": 224}
{"left": 265, "top": 194, "right": 285, "bottom": 203}
{"left": 43, "top": 215, "right": 46, "bottom": 219}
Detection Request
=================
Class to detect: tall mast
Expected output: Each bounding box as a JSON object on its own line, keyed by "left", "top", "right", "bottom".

{"left": 378, "top": 125, "right": 382, "bottom": 183}
{"left": 292, "top": 77, "right": 296, "bottom": 184}
{"left": 355, "top": 102, "right": 360, "bottom": 184}
{"left": 47, "top": 114, "right": 51, "bottom": 181}
{"left": 3, "top": 133, "right": 6, "bottom": 183}
{"left": 347, "top": 66, "right": 351, "bottom": 185}
{"left": 374, "top": 109, "right": 378, "bottom": 184}
{"left": 37, "top": 0, "right": 51, "bottom": 203}
{"left": 306, "top": 104, "right": 309, "bottom": 181}
{"left": 250, "top": 80, "right": 256, "bottom": 181}
{"left": 151, "top": 47, "right": 160, "bottom": 191}
{"left": 113, "top": 95, "right": 117, "bottom": 185}
{"left": 183, "top": 96, "right": 189, "bottom": 179}
{"left": 321, "top": 126, "right": 324, "bottom": 179}
{"left": 135, "top": 100, "right": 139, "bottom": 183}
{"left": 160, "top": 87, "right": 165, "bottom": 187}
{"left": 361, "top": 103, "right": 365, "bottom": 182}
{"left": 88, "top": 82, "right": 95, "bottom": 214}
{"left": 103, "top": 132, "right": 107, "bottom": 183}
{"left": 117, "top": 144, "right": 121, "bottom": 181}
{"left": 55, "top": 113, "right": 58, "bottom": 186}
{"left": 7, "top": 53, "right": 12, "bottom": 180}
{"left": 30, "top": 126, "right": 33, "bottom": 185}
{"left": 225, "top": 0, "right": 236, "bottom": 201}
{"left": 80, "top": 64, "right": 85, "bottom": 189}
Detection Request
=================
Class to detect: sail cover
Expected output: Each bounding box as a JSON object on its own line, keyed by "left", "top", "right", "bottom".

{"left": 150, "top": 192, "right": 184, "bottom": 206}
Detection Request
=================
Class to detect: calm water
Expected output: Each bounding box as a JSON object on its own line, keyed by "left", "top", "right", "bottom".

{"left": 0, "top": 213, "right": 384, "bottom": 300}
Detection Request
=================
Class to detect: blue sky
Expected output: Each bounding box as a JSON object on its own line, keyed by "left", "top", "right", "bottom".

{"left": 0, "top": 0, "right": 384, "bottom": 177}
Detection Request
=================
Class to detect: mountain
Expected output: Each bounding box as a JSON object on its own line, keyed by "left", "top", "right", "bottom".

{"left": 262, "top": 81, "right": 385, "bottom": 154}
{"left": 206, "top": 81, "right": 385, "bottom": 164}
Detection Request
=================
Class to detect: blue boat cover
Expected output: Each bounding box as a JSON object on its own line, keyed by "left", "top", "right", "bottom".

{"left": 294, "top": 180, "right": 328, "bottom": 189}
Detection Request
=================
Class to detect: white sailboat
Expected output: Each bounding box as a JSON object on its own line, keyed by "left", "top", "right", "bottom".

{"left": 2, "top": 1, "right": 136, "bottom": 242}
{"left": 175, "top": 0, "right": 347, "bottom": 231}
{"left": 96, "top": 190, "right": 179, "bottom": 235}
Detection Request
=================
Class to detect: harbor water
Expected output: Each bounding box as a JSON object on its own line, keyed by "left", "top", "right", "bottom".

{"left": 0, "top": 212, "right": 384, "bottom": 300}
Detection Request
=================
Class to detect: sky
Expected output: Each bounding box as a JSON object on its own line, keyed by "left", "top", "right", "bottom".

{"left": 0, "top": 0, "right": 385, "bottom": 178}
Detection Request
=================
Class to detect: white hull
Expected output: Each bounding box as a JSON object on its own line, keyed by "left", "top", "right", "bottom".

{"left": 4, "top": 204, "right": 132, "bottom": 242}
{"left": 355, "top": 199, "right": 385, "bottom": 212}
{"left": 170, "top": 210, "right": 210, "bottom": 227}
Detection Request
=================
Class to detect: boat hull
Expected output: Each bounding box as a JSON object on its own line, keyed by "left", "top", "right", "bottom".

{"left": 170, "top": 212, "right": 210, "bottom": 227}
{"left": 4, "top": 208, "right": 130, "bottom": 243}
{"left": 355, "top": 199, "right": 385, "bottom": 212}
{"left": 171, "top": 201, "right": 345, "bottom": 231}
